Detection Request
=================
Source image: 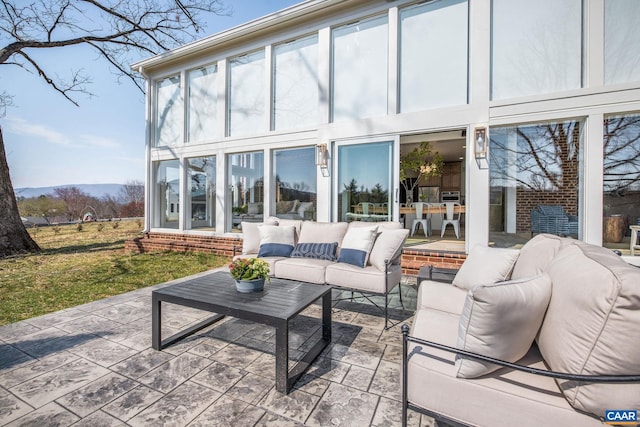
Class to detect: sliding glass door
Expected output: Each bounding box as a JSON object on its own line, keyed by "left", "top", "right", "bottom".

{"left": 335, "top": 139, "right": 397, "bottom": 223}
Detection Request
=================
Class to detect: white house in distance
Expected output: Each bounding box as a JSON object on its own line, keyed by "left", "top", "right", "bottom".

{"left": 131, "top": 0, "right": 640, "bottom": 264}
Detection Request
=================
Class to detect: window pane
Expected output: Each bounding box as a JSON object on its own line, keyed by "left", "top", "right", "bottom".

{"left": 187, "top": 156, "right": 216, "bottom": 230}
{"left": 603, "top": 114, "right": 640, "bottom": 252}
{"left": 273, "top": 147, "right": 317, "bottom": 220}
{"left": 188, "top": 65, "right": 217, "bottom": 143}
{"left": 154, "top": 160, "right": 180, "bottom": 229}
{"left": 400, "top": 0, "right": 468, "bottom": 112}
{"left": 273, "top": 36, "right": 319, "bottom": 130}
{"left": 155, "top": 75, "right": 182, "bottom": 147}
{"left": 605, "top": 0, "right": 640, "bottom": 85}
{"left": 332, "top": 15, "right": 388, "bottom": 122}
{"left": 491, "top": 0, "right": 582, "bottom": 100}
{"left": 228, "top": 51, "right": 265, "bottom": 137}
{"left": 338, "top": 141, "right": 392, "bottom": 222}
{"left": 489, "top": 121, "right": 584, "bottom": 248}
{"left": 228, "top": 151, "right": 264, "bottom": 231}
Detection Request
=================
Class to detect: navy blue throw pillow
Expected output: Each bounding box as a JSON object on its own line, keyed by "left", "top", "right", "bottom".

{"left": 290, "top": 242, "right": 338, "bottom": 261}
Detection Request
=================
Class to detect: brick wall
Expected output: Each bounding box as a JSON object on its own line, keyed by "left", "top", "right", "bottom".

{"left": 125, "top": 232, "right": 466, "bottom": 275}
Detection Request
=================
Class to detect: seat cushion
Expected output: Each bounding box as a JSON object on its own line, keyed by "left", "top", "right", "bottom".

{"left": 407, "top": 308, "right": 602, "bottom": 427}
{"left": 452, "top": 245, "right": 519, "bottom": 290}
{"left": 274, "top": 258, "right": 333, "bottom": 284}
{"left": 455, "top": 274, "right": 552, "bottom": 378}
{"left": 325, "top": 262, "right": 401, "bottom": 294}
{"left": 538, "top": 242, "right": 640, "bottom": 417}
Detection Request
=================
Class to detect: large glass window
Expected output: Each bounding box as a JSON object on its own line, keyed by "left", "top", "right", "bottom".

{"left": 273, "top": 147, "right": 317, "bottom": 220}
{"left": 337, "top": 141, "right": 393, "bottom": 222}
{"left": 603, "top": 114, "right": 640, "bottom": 252}
{"left": 399, "top": 0, "right": 468, "bottom": 113}
{"left": 228, "top": 151, "right": 264, "bottom": 231}
{"left": 491, "top": 0, "right": 582, "bottom": 100}
{"left": 154, "top": 160, "right": 180, "bottom": 229}
{"left": 187, "top": 65, "right": 217, "bottom": 143}
{"left": 273, "top": 36, "right": 319, "bottom": 130}
{"left": 187, "top": 156, "right": 216, "bottom": 230}
{"left": 489, "top": 120, "right": 584, "bottom": 248}
{"left": 155, "top": 75, "right": 182, "bottom": 147}
{"left": 228, "top": 51, "right": 265, "bottom": 137}
{"left": 604, "top": 0, "right": 640, "bottom": 85}
{"left": 332, "top": 15, "right": 388, "bottom": 122}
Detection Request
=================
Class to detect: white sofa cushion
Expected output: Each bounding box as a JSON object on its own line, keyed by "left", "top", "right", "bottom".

{"left": 241, "top": 221, "right": 262, "bottom": 255}
{"left": 257, "top": 225, "right": 295, "bottom": 257}
{"left": 297, "top": 221, "right": 349, "bottom": 246}
{"left": 538, "top": 243, "right": 640, "bottom": 417}
{"left": 455, "top": 274, "right": 552, "bottom": 378}
{"left": 452, "top": 245, "right": 519, "bottom": 290}
{"left": 274, "top": 258, "right": 332, "bottom": 285}
{"left": 337, "top": 225, "right": 378, "bottom": 267}
{"left": 368, "top": 229, "right": 409, "bottom": 271}
{"left": 511, "top": 233, "right": 573, "bottom": 280}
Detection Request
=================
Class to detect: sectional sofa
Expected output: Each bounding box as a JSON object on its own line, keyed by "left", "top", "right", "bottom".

{"left": 402, "top": 234, "right": 640, "bottom": 426}
{"left": 235, "top": 217, "right": 410, "bottom": 328}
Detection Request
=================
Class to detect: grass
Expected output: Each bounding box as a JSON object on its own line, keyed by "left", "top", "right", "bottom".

{"left": 0, "top": 220, "right": 229, "bottom": 326}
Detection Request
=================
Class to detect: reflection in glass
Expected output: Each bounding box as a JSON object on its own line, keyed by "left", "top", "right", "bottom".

{"left": 400, "top": 0, "right": 468, "bottom": 112}
{"left": 338, "top": 142, "right": 392, "bottom": 222}
{"left": 332, "top": 15, "right": 388, "bottom": 122}
{"left": 155, "top": 160, "right": 180, "bottom": 229}
{"left": 489, "top": 121, "right": 584, "bottom": 247}
{"left": 228, "top": 51, "right": 265, "bottom": 137}
{"left": 273, "top": 147, "right": 317, "bottom": 220}
{"left": 187, "top": 156, "right": 216, "bottom": 230}
{"left": 155, "top": 75, "right": 182, "bottom": 147}
{"left": 273, "top": 36, "right": 319, "bottom": 130}
{"left": 228, "top": 152, "right": 264, "bottom": 231}
{"left": 603, "top": 114, "right": 640, "bottom": 250}
{"left": 188, "top": 65, "right": 217, "bottom": 143}
{"left": 605, "top": 0, "right": 640, "bottom": 85}
{"left": 491, "top": 0, "right": 582, "bottom": 100}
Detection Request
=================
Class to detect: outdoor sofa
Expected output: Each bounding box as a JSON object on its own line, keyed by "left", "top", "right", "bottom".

{"left": 234, "top": 217, "right": 410, "bottom": 328}
{"left": 402, "top": 233, "right": 640, "bottom": 426}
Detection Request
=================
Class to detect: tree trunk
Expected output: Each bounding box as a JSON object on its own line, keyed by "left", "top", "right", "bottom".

{"left": 0, "top": 127, "right": 40, "bottom": 257}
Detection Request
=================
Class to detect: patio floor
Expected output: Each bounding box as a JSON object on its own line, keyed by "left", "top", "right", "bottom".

{"left": 0, "top": 269, "right": 432, "bottom": 427}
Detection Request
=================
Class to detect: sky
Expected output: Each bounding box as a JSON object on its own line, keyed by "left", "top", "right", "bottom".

{"left": 1, "top": 0, "right": 300, "bottom": 189}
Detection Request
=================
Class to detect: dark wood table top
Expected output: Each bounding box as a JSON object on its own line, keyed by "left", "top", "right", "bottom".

{"left": 153, "top": 271, "right": 330, "bottom": 321}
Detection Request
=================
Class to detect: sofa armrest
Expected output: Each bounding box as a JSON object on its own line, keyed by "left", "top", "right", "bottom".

{"left": 401, "top": 324, "right": 640, "bottom": 383}
{"left": 417, "top": 281, "right": 467, "bottom": 314}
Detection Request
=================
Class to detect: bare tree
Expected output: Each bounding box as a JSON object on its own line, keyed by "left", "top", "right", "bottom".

{"left": 119, "top": 179, "right": 144, "bottom": 217}
{"left": 53, "top": 186, "right": 92, "bottom": 221}
{"left": 0, "top": 0, "right": 228, "bottom": 257}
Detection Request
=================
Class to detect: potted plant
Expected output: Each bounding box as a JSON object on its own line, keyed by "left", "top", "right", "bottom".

{"left": 399, "top": 141, "right": 444, "bottom": 204}
{"left": 229, "top": 258, "right": 270, "bottom": 293}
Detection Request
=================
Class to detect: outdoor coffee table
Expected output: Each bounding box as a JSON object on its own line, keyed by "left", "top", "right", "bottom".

{"left": 152, "top": 271, "right": 332, "bottom": 394}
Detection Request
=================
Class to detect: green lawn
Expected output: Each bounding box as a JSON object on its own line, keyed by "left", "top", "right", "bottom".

{"left": 0, "top": 221, "right": 229, "bottom": 326}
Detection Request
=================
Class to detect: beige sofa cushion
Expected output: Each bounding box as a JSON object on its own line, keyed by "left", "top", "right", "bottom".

{"left": 538, "top": 243, "right": 640, "bottom": 417}
{"left": 455, "top": 274, "right": 552, "bottom": 378}
{"left": 257, "top": 225, "right": 295, "bottom": 257}
{"left": 325, "top": 262, "right": 401, "bottom": 294}
{"left": 416, "top": 281, "right": 467, "bottom": 314}
{"left": 511, "top": 234, "right": 573, "bottom": 279}
{"left": 273, "top": 258, "right": 332, "bottom": 285}
{"left": 298, "top": 221, "right": 349, "bottom": 246}
{"left": 336, "top": 225, "right": 378, "bottom": 267}
{"left": 241, "top": 222, "right": 262, "bottom": 255}
{"left": 452, "top": 245, "right": 520, "bottom": 290}
{"left": 266, "top": 217, "right": 303, "bottom": 242}
{"left": 368, "top": 229, "right": 409, "bottom": 271}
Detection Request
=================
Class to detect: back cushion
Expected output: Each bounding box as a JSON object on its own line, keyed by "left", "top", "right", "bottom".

{"left": 452, "top": 245, "right": 520, "bottom": 290}
{"left": 538, "top": 243, "right": 640, "bottom": 417}
{"left": 298, "top": 221, "right": 349, "bottom": 246}
{"left": 511, "top": 234, "right": 573, "bottom": 279}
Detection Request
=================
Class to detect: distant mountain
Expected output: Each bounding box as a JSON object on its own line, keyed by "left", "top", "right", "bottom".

{"left": 14, "top": 184, "right": 126, "bottom": 199}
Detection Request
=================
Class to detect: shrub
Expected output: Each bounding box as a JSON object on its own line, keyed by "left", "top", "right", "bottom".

{"left": 97, "top": 223, "right": 104, "bottom": 232}
{"left": 76, "top": 223, "right": 83, "bottom": 232}
{"left": 112, "top": 222, "right": 120, "bottom": 229}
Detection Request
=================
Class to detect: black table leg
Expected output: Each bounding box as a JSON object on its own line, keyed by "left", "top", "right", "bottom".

{"left": 275, "top": 319, "right": 289, "bottom": 393}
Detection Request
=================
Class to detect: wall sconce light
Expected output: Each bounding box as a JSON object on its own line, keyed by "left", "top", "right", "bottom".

{"left": 316, "top": 143, "right": 330, "bottom": 177}
{"left": 474, "top": 127, "right": 487, "bottom": 160}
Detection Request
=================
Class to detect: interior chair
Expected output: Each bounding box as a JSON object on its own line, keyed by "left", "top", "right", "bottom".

{"left": 440, "top": 202, "right": 461, "bottom": 239}
{"left": 411, "top": 203, "right": 431, "bottom": 237}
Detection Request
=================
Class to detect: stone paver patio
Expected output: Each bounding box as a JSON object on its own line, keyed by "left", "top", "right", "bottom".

{"left": 0, "top": 269, "right": 433, "bottom": 426}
